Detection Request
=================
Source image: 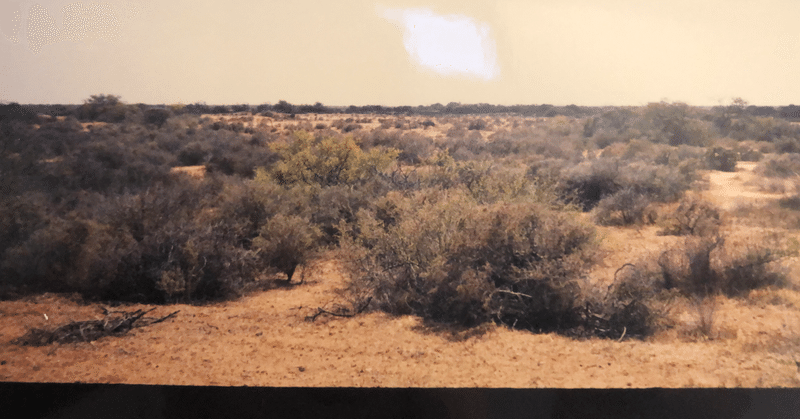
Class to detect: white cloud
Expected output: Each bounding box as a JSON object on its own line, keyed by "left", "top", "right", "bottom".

{"left": 379, "top": 6, "right": 499, "bottom": 81}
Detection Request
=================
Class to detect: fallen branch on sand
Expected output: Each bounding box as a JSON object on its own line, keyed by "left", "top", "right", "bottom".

{"left": 14, "top": 308, "right": 180, "bottom": 346}
{"left": 305, "top": 297, "right": 372, "bottom": 322}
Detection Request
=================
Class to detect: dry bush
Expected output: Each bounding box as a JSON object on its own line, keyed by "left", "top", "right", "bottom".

{"left": 754, "top": 154, "right": 800, "bottom": 178}
{"left": 341, "top": 187, "right": 601, "bottom": 333}
{"left": 395, "top": 132, "right": 435, "bottom": 164}
{"left": 557, "top": 159, "right": 622, "bottom": 210}
{"left": 659, "top": 196, "right": 721, "bottom": 237}
{"left": 1, "top": 176, "right": 326, "bottom": 302}
{"left": 593, "top": 187, "right": 654, "bottom": 226}
{"left": 656, "top": 235, "right": 789, "bottom": 298}
{"left": 442, "top": 134, "right": 486, "bottom": 161}
{"left": 594, "top": 263, "right": 678, "bottom": 338}
{"left": 559, "top": 158, "right": 698, "bottom": 211}
{"left": 705, "top": 147, "right": 739, "bottom": 172}
{"left": 779, "top": 194, "right": 800, "bottom": 210}
{"left": 468, "top": 119, "right": 487, "bottom": 131}
{"left": 679, "top": 296, "right": 719, "bottom": 341}
{"left": 252, "top": 214, "right": 321, "bottom": 283}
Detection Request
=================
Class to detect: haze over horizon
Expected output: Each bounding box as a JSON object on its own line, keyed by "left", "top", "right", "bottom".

{"left": 1, "top": 0, "right": 798, "bottom": 107}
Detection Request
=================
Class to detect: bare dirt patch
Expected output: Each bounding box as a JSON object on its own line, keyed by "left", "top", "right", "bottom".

{"left": 169, "top": 165, "right": 206, "bottom": 180}
{"left": 2, "top": 254, "right": 799, "bottom": 387}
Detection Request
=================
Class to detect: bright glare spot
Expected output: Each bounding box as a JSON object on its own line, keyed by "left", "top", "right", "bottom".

{"left": 380, "top": 7, "right": 499, "bottom": 80}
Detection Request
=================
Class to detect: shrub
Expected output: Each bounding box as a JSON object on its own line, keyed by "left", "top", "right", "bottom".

{"left": 76, "top": 94, "right": 130, "bottom": 122}
{"left": 593, "top": 187, "right": 653, "bottom": 226}
{"left": 754, "top": 154, "right": 800, "bottom": 178}
{"left": 144, "top": 108, "right": 171, "bottom": 128}
{"left": 251, "top": 214, "right": 321, "bottom": 283}
{"left": 658, "top": 236, "right": 723, "bottom": 297}
{"left": 593, "top": 263, "right": 675, "bottom": 338}
{"left": 0, "top": 175, "right": 327, "bottom": 302}
{"left": 656, "top": 235, "right": 789, "bottom": 298}
{"left": 468, "top": 119, "right": 487, "bottom": 130}
{"left": 0, "top": 103, "right": 39, "bottom": 124}
{"left": 641, "top": 102, "right": 713, "bottom": 146}
{"left": 341, "top": 187, "right": 599, "bottom": 333}
{"left": 705, "top": 147, "right": 738, "bottom": 172}
{"left": 269, "top": 131, "right": 398, "bottom": 187}
{"left": 178, "top": 142, "right": 210, "bottom": 166}
{"left": 659, "top": 196, "right": 721, "bottom": 237}
{"left": 558, "top": 159, "right": 621, "bottom": 210}
{"left": 1, "top": 216, "right": 138, "bottom": 295}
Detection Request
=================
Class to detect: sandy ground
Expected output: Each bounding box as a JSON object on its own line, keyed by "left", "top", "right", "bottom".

{"left": 3, "top": 157, "right": 800, "bottom": 387}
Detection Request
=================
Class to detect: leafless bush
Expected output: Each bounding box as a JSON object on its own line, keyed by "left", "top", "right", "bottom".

{"left": 656, "top": 235, "right": 788, "bottom": 298}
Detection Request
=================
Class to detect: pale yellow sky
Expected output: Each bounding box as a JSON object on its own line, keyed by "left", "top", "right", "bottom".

{"left": 0, "top": 0, "right": 798, "bottom": 106}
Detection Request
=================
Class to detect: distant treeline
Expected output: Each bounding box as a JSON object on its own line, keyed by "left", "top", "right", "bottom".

{"left": 6, "top": 98, "right": 800, "bottom": 120}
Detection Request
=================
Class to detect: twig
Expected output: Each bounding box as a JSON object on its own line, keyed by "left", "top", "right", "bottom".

{"left": 306, "top": 297, "right": 372, "bottom": 322}
{"left": 495, "top": 290, "right": 533, "bottom": 299}
{"left": 617, "top": 327, "right": 627, "bottom": 342}
{"left": 145, "top": 310, "right": 180, "bottom": 325}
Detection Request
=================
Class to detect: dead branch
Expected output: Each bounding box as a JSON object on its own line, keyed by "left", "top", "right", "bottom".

{"left": 14, "top": 308, "right": 179, "bottom": 346}
{"left": 306, "top": 297, "right": 372, "bottom": 322}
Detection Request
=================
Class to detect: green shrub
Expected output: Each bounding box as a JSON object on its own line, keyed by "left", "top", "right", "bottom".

{"left": 270, "top": 131, "right": 398, "bottom": 187}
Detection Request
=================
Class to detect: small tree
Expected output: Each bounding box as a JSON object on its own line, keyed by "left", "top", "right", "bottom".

{"left": 269, "top": 131, "right": 398, "bottom": 187}
{"left": 77, "top": 94, "right": 129, "bottom": 122}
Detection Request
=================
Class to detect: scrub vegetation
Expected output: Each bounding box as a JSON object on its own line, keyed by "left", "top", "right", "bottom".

{"left": 1, "top": 96, "right": 798, "bottom": 341}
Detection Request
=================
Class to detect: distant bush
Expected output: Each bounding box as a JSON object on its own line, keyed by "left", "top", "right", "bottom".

{"left": 659, "top": 197, "right": 721, "bottom": 237}
{"left": 144, "top": 108, "right": 171, "bottom": 128}
{"left": 395, "top": 132, "right": 435, "bottom": 164}
{"left": 736, "top": 147, "right": 763, "bottom": 162}
{"left": 558, "top": 158, "right": 697, "bottom": 211}
{"left": 705, "top": 147, "right": 738, "bottom": 172}
{"left": 641, "top": 102, "right": 713, "bottom": 146}
{"left": 558, "top": 159, "right": 621, "bottom": 210}
{"left": 468, "top": 119, "right": 487, "bottom": 130}
{"left": 754, "top": 154, "right": 800, "bottom": 178}
{"left": 0, "top": 103, "right": 39, "bottom": 124}
{"left": 178, "top": 142, "right": 210, "bottom": 166}
{"left": 593, "top": 187, "right": 654, "bottom": 226}
{"left": 76, "top": 94, "right": 131, "bottom": 123}
{"left": 591, "top": 263, "right": 674, "bottom": 338}
{"left": 269, "top": 131, "right": 398, "bottom": 187}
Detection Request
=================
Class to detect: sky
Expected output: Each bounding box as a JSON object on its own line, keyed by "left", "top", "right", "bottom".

{"left": 0, "top": 0, "right": 798, "bottom": 106}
